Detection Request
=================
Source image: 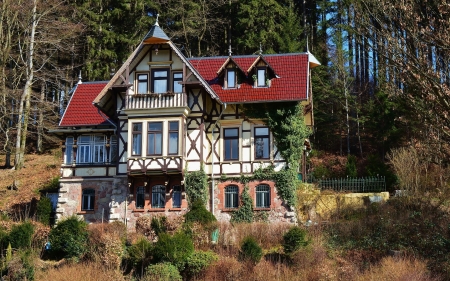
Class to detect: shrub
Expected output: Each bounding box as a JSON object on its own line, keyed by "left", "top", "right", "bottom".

{"left": 239, "top": 236, "right": 262, "bottom": 264}
{"left": 184, "top": 166, "right": 208, "bottom": 205}
{"left": 48, "top": 215, "right": 88, "bottom": 259}
{"left": 126, "top": 237, "right": 153, "bottom": 277}
{"left": 7, "top": 250, "right": 35, "bottom": 281}
{"left": 144, "top": 263, "right": 182, "bottom": 281}
{"left": 151, "top": 216, "right": 167, "bottom": 236}
{"left": 185, "top": 200, "right": 217, "bottom": 226}
{"left": 231, "top": 186, "right": 253, "bottom": 223}
{"left": 345, "top": 155, "right": 357, "bottom": 177}
{"left": 8, "top": 221, "right": 34, "bottom": 250}
{"left": 282, "top": 226, "right": 309, "bottom": 255}
{"left": 186, "top": 250, "right": 218, "bottom": 276}
{"left": 36, "top": 197, "right": 53, "bottom": 226}
{"left": 153, "top": 231, "right": 194, "bottom": 271}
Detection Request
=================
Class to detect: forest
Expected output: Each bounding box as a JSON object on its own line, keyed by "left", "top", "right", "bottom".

{"left": 0, "top": 0, "right": 450, "bottom": 280}
{"left": 1, "top": 0, "right": 449, "bottom": 171}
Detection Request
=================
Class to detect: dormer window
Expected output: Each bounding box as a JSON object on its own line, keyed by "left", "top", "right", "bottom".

{"left": 137, "top": 74, "right": 148, "bottom": 94}
{"left": 152, "top": 69, "right": 169, "bottom": 93}
{"left": 227, "top": 69, "right": 236, "bottom": 88}
{"left": 257, "top": 68, "right": 266, "bottom": 87}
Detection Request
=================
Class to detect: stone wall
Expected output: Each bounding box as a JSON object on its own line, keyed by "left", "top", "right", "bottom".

{"left": 297, "top": 185, "right": 390, "bottom": 223}
{"left": 213, "top": 180, "right": 296, "bottom": 224}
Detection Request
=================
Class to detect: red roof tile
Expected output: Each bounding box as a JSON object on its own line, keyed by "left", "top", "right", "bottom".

{"left": 59, "top": 82, "right": 110, "bottom": 126}
{"left": 189, "top": 54, "right": 309, "bottom": 103}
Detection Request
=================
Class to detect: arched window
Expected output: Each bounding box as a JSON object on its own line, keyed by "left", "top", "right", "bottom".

{"left": 136, "top": 186, "right": 145, "bottom": 209}
{"left": 152, "top": 185, "right": 166, "bottom": 208}
{"left": 172, "top": 185, "right": 182, "bottom": 208}
{"left": 225, "top": 185, "right": 239, "bottom": 208}
{"left": 256, "top": 184, "right": 270, "bottom": 208}
{"left": 82, "top": 189, "right": 95, "bottom": 211}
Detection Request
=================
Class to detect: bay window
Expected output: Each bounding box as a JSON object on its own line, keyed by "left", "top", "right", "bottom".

{"left": 168, "top": 121, "right": 179, "bottom": 155}
{"left": 148, "top": 122, "right": 163, "bottom": 155}
{"left": 132, "top": 123, "right": 142, "bottom": 156}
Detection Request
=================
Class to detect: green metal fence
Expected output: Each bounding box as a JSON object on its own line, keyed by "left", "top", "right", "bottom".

{"left": 318, "top": 176, "right": 386, "bottom": 193}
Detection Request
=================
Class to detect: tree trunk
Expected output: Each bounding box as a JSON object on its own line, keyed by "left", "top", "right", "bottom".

{"left": 37, "top": 81, "right": 45, "bottom": 153}
{"left": 14, "top": 0, "right": 37, "bottom": 170}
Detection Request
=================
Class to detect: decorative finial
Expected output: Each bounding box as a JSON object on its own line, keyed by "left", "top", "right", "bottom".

{"left": 228, "top": 45, "right": 232, "bottom": 57}
{"left": 155, "top": 14, "right": 159, "bottom": 26}
{"left": 77, "top": 70, "right": 82, "bottom": 84}
{"left": 259, "top": 42, "right": 262, "bottom": 55}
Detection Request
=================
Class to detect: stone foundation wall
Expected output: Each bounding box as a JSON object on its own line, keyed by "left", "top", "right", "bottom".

{"left": 213, "top": 180, "right": 296, "bottom": 224}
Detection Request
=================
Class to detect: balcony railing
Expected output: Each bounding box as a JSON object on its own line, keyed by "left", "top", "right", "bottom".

{"left": 126, "top": 93, "right": 188, "bottom": 110}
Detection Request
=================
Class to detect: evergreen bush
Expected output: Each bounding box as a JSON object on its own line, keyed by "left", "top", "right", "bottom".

{"left": 282, "top": 226, "right": 309, "bottom": 255}
{"left": 48, "top": 215, "right": 88, "bottom": 259}
{"left": 231, "top": 186, "right": 254, "bottom": 223}
{"left": 126, "top": 237, "right": 153, "bottom": 277}
{"left": 239, "top": 236, "right": 262, "bottom": 264}
{"left": 185, "top": 200, "right": 216, "bottom": 226}
{"left": 345, "top": 154, "right": 357, "bottom": 177}
{"left": 184, "top": 165, "right": 208, "bottom": 205}
{"left": 36, "top": 196, "right": 53, "bottom": 226}
{"left": 151, "top": 216, "right": 167, "bottom": 236}
{"left": 186, "top": 250, "right": 218, "bottom": 276}
{"left": 8, "top": 221, "right": 34, "bottom": 250}
{"left": 153, "top": 231, "right": 194, "bottom": 271}
{"left": 144, "top": 263, "right": 182, "bottom": 281}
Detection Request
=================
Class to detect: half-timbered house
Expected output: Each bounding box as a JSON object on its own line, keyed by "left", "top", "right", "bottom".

{"left": 53, "top": 20, "right": 320, "bottom": 227}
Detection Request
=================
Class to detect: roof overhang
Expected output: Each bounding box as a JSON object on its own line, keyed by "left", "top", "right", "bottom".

{"left": 308, "top": 52, "right": 321, "bottom": 68}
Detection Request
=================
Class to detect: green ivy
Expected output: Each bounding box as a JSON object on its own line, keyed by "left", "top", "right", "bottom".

{"left": 184, "top": 165, "right": 208, "bottom": 206}
{"left": 231, "top": 186, "right": 254, "bottom": 223}
{"left": 238, "top": 102, "right": 311, "bottom": 208}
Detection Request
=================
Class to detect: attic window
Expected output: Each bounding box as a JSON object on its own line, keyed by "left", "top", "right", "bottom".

{"left": 226, "top": 69, "right": 236, "bottom": 88}
{"left": 137, "top": 74, "right": 148, "bottom": 94}
{"left": 257, "top": 68, "right": 266, "bottom": 87}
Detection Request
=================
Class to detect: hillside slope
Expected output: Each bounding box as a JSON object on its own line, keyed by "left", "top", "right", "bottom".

{"left": 0, "top": 151, "right": 60, "bottom": 210}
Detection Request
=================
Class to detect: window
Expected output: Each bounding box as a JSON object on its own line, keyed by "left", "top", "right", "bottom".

{"left": 136, "top": 186, "right": 145, "bottom": 209}
{"left": 148, "top": 122, "right": 162, "bottom": 155}
{"left": 173, "top": 72, "right": 183, "bottom": 93}
{"left": 255, "top": 127, "right": 270, "bottom": 159}
{"left": 137, "top": 74, "right": 148, "bottom": 94}
{"left": 225, "top": 185, "right": 239, "bottom": 208}
{"left": 227, "top": 69, "right": 236, "bottom": 88}
{"left": 77, "top": 135, "right": 106, "bottom": 164}
{"left": 152, "top": 69, "right": 169, "bottom": 93}
{"left": 82, "top": 189, "right": 95, "bottom": 211}
{"left": 256, "top": 184, "right": 270, "bottom": 208}
{"left": 172, "top": 185, "right": 182, "bottom": 208}
{"left": 257, "top": 68, "right": 266, "bottom": 86}
{"left": 110, "top": 135, "right": 118, "bottom": 163}
{"left": 224, "top": 128, "right": 239, "bottom": 160}
{"left": 65, "top": 137, "right": 73, "bottom": 164}
{"left": 168, "top": 121, "right": 179, "bottom": 155}
{"left": 152, "top": 185, "right": 166, "bottom": 208}
{"left": 132, "top": 123, "right": 142, "bottom": 156}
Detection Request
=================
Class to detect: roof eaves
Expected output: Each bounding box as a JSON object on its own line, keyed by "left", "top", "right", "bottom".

{"left": 169, "top": 41, "right": 222, "bottom": 103}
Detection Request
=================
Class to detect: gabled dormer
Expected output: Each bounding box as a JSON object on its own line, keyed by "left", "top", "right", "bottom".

{"left": 247, "top": 55, "right": 278, "bottom": 88}
{"left": 216, "top": 57, "right": 245, "bottom": 89}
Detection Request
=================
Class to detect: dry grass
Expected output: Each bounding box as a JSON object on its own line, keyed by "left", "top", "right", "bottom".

{"left": 358, "top": 256, "right": 439, "bottom": 281}
{"left": 35, "top": 261, "right": 132, "bottom": 281}
{"left": 0, "top": 150, "right": 60, "bottom": 210}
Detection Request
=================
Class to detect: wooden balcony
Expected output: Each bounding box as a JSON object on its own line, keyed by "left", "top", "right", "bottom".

{"left": 128, "top": 156, "right": 183, "bottom": 175}
{"left": 126, "top": 93, "right": 188, "bottom": 110}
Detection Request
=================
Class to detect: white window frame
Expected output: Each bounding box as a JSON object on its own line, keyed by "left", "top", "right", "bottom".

{"left": 76, "top": 135, "right": 107, "bottom": 164}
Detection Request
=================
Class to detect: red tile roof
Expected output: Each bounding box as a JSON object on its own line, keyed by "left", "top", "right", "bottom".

{"left": 59, "top": 81, "right": 110, "bottom": 126}
{"left": 189, "top": 54, "right": 309, "bottom": 103}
